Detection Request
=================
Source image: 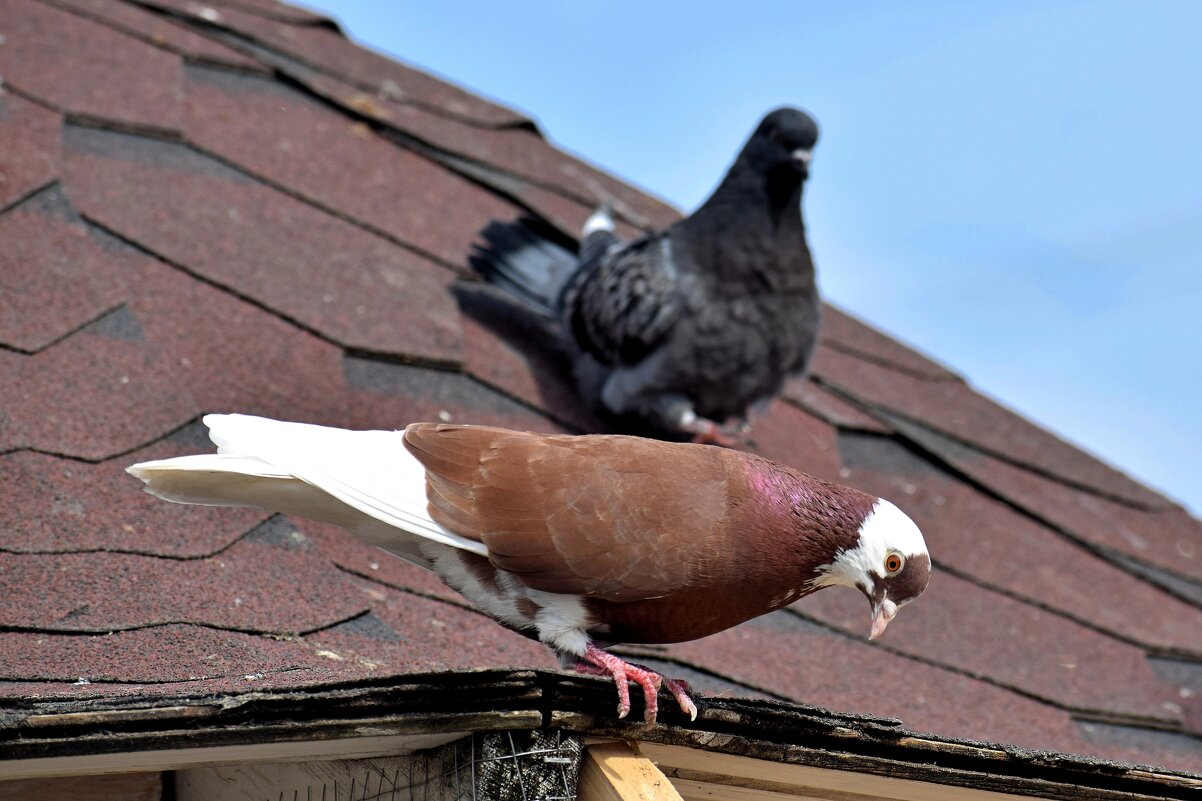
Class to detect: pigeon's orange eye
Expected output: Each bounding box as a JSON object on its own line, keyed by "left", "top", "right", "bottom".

{"left": 885, "top": 553, "right": 904, "bottom": 574}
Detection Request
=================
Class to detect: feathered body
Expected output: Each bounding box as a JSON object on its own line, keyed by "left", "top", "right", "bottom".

{"left": 129, "top": 414, "right": 930, "bottom": 723}
{"left": 474, "top": 107, "right": 823, "bottom": 441}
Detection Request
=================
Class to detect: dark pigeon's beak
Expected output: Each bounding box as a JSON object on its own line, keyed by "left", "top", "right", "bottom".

{"left": 791, "top": 148, "right": 812, "bottom": 171}
{"left": 869, "top": 599, "right": 898, "bottom": 641}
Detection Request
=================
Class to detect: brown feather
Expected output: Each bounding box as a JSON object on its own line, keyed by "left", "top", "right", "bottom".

{"left": 402, "top": 424, "right": 875, "bottom": 613}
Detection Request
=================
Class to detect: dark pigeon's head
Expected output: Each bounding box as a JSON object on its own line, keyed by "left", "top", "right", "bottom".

{"left": 811, "top": 498, "right": 930, "bottom": 640}
{"left": 749, "top": 106, "right": 820, "bottom": 178}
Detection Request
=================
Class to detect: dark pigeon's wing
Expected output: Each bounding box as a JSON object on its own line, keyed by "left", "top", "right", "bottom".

{"left": 471, "top": 220, "right": 579, "bottom": 318}
{"left": 561, "top": 233, "right": 685, "bottom": 366}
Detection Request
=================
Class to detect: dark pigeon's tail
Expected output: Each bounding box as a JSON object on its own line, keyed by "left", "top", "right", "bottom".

{"left": 470, "top": 220, "right": 580, "bottom": 318}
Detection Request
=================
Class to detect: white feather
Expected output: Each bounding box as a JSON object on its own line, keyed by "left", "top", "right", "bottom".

{"left": 581, "top": 207, "right": 614, "bottom": 236}
{"left": 809, "top": 498, "right": 927, "bottom": 591}
{"left": 127, "top": 414, "right": 488, "bottom": 565}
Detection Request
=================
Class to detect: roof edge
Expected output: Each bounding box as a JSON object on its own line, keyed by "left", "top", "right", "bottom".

{"left": 1, "top": 669, "right": 1197, "bottom": 795}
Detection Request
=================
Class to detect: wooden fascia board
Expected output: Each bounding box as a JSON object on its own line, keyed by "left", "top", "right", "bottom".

{"left": 637, "top": 740, "right": 1047, "bottom": 801}
{"left": 580, "top": 741, "right": 684, "bottom": 801}
{"left": 0, "top": 731, "right": 471, "bottom": 782}
{"left": 0, "top": 708, "right": 543, "bottom": 781}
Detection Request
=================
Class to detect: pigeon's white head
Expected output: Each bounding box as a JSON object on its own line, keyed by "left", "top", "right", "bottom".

{"left": 813, "top": 498, "right": 930, "bottom": 641}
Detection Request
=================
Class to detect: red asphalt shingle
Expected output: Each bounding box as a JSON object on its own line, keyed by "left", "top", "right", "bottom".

{"left": 310, "top": 575, "right": 556, "bottom": 675}
{"left": 303, "top": 74, "right": 683, "bottom": 232}
{"left": 202, "top": 0, "right": 336, "bottom": 26}
{"left": 0, "top": 92, "right": 59, "bottom": 210}
{"left": 293, "top": 71, "right": 675, "bottom": 238}
{"left": 339, "top": 356, "right": 564, "bottom": 435}
{"left": 1150, "top": 658, "right": 1202, "bottom": 739}
{"left": 1075, "top": 720, "right": 1202, "bottom": 775}
{"left": 501, "top": 178, "right": 656, "bottom": 243}
{"left": 295, "top": 519, "right": 472, "bottom": 608}
{"left": 44, "top": 0, "right": 265, "bottom": 69}
{"left": 1, "top": 240, "right": 348, "bottom": 458}
{"left": 140, "top": 0, "right": 531, "bottom": 128}
{"left": 62, "top": 123, "right": 465, "bottom": 363}
{"left": 887, "top": 415, "right": 1202, "bottom": 586}
{"left": 0, "top": 624, "right": 364, "bottom": 685}
{"left": 845, "top": 460, "right": 1202, "bottom": 658}
{"left": 0, "top": 0, "right": 184, "bottom": 133}
{"left": 1, "top": 0, "right": 1199, "bottom": 775}
{"left": 0, "top": 521, "right": 366, "bottom": 634}
{"left": 3, "top": 317, "right": 201, "bottom": 460}
{"left": 742, "top": 399, "right": 844, "bottom": 485}
{"left": 183, "top": 64, "right": 523, "bottom": 272}
{"left": 0, "top": 442, "right": 265, "bottom": 556}
{"left": 456, "top": 288, "right": 605, "bottom": 430}
{"left": 668, "top": 612, "right": 1098, "bottom": 757}
{"left": 798, "top": 568, "right": 1182, "bottom": 724}
{"left": 812, "top": 344, "right": 1171, "bottom": 509}
{"left": 0, "top": 195, "right": 129, "bottom": 353}
{"left": 0, "top": 350, "right": 24, "bottom": 453}
{"left": 819, "top": 305, "right": 959, "bottom": 381}
{"left": 783, "top": 374, "right": 891, "bottom": 433}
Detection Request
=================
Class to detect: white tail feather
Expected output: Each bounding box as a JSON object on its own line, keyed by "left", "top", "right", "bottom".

{"left": 127, "top": 415, "right": 488, "bottom": 565}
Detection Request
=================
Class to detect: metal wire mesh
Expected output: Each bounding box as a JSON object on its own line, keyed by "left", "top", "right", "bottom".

{"left": 267, "top": 729, "right": 581, "bottom": 801}
{"left": 446, "top": 729, "right": 580, "bottom": 801}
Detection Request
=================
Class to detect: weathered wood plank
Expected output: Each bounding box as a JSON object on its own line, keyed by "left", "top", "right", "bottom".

{"left": 1, "top": 709, "right": 544, "bottom": 779}
{"left": 0, "top": 773, "right": 161, "bottom": 801}
{"left": 0, "top": 730, "right": 469, "bottom": 782}
{"left": 671, "top": 776, "right": 831, "bottom": 801}
{"left": 639, "top": 741, "right": 1048, "bottom": 801}
{"left": 177, "top": 757, "right": 443, "bottom": 801}
{"left": 175, "top": 729, "right": 583, "bottom": 801}
{"left": 579, "top": 741, "right": 683, "bottom": 801}
{"left": 557, "top": 715, "right": 1198, "bottom": 801}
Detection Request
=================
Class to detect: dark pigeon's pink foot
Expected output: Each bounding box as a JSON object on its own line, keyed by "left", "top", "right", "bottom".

{"left": 680, "top": 416, "right": 746, "bottom": 449}
{"left": 573, "top": 643, "right": 699, "bottom": 725}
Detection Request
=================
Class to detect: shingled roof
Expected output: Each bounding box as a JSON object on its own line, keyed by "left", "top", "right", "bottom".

{"left": 2, "top": 0, "right": 1200, "bottom": 779}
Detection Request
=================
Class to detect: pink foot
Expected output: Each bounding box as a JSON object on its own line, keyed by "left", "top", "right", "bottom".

{"left": 574, "top": 644, "right": 698, "bottom": 725}
{"left": 663, "top": 677, "right": 698, "bottom": 721}
{"left": 677, "top": 414, "right": 752, "bottom": 449}
{"left": 682, "top": 417, "right": 741, "bottom": 448}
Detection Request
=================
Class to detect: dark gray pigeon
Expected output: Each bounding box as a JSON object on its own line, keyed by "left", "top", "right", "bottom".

{"left": 473, "top": 107, "right": 821, "bottom": 443}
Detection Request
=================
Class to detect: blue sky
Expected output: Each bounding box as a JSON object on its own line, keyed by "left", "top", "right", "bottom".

{"left": 311, "top": 1, "right": 1201, "bottom": 513}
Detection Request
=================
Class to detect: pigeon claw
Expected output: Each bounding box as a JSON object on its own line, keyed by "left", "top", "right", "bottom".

{"left": 664, "top": 677, "right": 698, "bottom": 721}
{"left": 576, "top": 644, "right": 696, "bottom": 725}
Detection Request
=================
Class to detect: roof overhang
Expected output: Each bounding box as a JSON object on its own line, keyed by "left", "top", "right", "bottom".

{"left": 2, "top": 669, "right": 1198, "bottom": 798}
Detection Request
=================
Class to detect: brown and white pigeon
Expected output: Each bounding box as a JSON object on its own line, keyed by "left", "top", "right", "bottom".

{"left": 127, "top": 415, "right": 930, "bottom": 724}
{"left": 472, "top": 107, "right": 822, "bottom": 444}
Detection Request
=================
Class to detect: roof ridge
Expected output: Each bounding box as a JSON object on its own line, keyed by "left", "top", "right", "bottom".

{"left": 129, "top": 0, "right": 536, "bottom": 129}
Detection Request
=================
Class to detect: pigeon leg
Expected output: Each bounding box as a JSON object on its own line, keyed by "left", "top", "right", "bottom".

{"left": 681, "top": 416, "right": 742, "bottom": 448}
{"left": 573, "top": 644, "right": 698, "bottom": 724}
{"left": 674, "top": 409, "right": 754, "bottom": 448}
{"left": 576, "top": 644, "right": 659, "bottom": 722}
{"left": 655, "top": 400, "right": 739, "bottom": 447}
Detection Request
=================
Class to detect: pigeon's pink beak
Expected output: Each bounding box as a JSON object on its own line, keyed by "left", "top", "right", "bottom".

{"left": 869, "top": 600, "right": 898, "bottom": 641}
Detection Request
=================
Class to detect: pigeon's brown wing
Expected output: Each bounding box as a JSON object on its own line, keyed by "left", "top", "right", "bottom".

{"left": 402, "top": 424, "right": 733, "bottom": 602}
